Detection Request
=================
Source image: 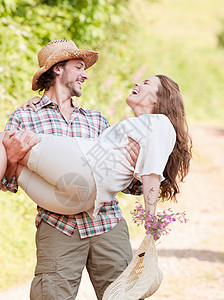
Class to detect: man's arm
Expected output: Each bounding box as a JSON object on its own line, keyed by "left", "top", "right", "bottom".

{"left": 123, "top": 137, "right": 143, "bottom": 195}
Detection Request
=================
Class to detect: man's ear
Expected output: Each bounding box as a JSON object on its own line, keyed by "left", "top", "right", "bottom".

{"left": 53, "top": 65, "right": 63, "bottom": 75}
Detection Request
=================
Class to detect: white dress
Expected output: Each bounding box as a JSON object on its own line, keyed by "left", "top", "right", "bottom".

{"left": 18, "top": 114, "right": 176, "bottom": 218}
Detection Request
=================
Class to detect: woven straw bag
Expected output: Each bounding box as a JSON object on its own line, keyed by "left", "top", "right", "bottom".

{"left": 102, "top": 234, "right": 163, "bottom": 300}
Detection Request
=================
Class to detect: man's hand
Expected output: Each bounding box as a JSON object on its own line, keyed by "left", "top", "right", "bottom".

{"left": 3, "top": 130, "right": 40, "bottom": 179}
{"left": 125, "top": 137, "right": 140, "bottom": 168}
{"left": 20, "top": 96, "right": 41, "bottom": 112}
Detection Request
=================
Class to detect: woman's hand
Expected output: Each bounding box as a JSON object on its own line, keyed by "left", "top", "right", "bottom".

{"left": 145, "top": 224, "right": 161, "bottom": 241}
{"left": 20, "top": 96, "right": 41, "bottom": 112}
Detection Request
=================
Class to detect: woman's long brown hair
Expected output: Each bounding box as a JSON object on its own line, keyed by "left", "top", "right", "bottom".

{"left": 154, "top": 75, "right": 192, "bottom": 202}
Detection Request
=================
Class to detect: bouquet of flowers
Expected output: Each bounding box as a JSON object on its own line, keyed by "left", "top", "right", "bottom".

{"left": 131, "top": 200, "right": 188, "bottom": 241}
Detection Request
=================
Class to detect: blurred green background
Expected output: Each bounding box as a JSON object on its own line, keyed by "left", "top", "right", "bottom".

{"left": 0, "top": 0, "right": 224, "bottom": 290}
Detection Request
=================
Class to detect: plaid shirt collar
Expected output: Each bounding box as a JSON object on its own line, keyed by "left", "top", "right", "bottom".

{"left": 36, "top": 94, "right": 87, "bottom": 115}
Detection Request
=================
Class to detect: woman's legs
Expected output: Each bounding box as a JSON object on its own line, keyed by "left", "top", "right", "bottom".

{"left": 17, "top": 166, "right": 79, "bottom": 214}
{"left": 17, "top": 134, "right": 97, "bottom": 216}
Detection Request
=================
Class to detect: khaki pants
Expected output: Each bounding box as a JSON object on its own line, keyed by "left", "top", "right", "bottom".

{"left": 30, "top": 219, "right": 132, "bottom": 300}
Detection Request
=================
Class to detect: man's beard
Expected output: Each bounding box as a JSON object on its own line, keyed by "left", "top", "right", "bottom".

{"left": 60, "top": 70, "right": 80, "bottom": 97}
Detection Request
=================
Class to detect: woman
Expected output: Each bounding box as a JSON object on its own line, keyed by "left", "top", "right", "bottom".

{"left": 0, "top": 75, "right": 192, "bottom": 220}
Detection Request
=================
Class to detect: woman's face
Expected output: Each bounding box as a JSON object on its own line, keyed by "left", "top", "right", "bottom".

{"left": 126, "top": 76, "right": 161, "bottom": 116}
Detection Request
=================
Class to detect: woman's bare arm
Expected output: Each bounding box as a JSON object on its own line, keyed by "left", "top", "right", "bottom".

{"left": 142, "top": 173, "right": 160, "bottom": 215}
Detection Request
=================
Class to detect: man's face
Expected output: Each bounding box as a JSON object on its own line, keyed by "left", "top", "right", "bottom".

{"left": 60, "top": 59, "right": 88, "bottom": 97}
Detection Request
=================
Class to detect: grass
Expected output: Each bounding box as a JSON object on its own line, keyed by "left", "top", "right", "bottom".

{"left": 1, "top": 0, "right": 224, "bottom": 291}
{"left": 0, "top": 190, "right": 36, "bottom": 289}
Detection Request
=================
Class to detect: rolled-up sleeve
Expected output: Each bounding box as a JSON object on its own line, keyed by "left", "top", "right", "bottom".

{"left": 1, "top": 175, "right": 18, "bottom": 193}
{"left": 122, "top": 180, "right": 143, "bottom": 195}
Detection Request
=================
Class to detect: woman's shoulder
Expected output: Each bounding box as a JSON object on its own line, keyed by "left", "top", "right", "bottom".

{"left": 140, "top": 114, "right": 173, "bottom": 127}
{"left": 139, "top": 113, "right": 170, "bottom": 122}
{"left": 119, "top": 114, "right": 175, "bottom": 134}
{"left": 139, "top": 114, "right": 176, "bottom": 138}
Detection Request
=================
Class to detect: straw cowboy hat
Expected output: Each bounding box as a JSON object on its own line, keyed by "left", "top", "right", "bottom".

{"left": 32, "top": 39, "right": 98, "bottom": 91}
{"left": 102, "top": 234, "right": 163, "bottom": 300}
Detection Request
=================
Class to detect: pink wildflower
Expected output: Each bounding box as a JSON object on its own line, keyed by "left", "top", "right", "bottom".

{"left": 130, "top": 200, "right": 188, "bottom": 241}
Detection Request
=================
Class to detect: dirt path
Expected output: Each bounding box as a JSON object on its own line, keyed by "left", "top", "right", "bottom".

{"left": 150, "top": 124, "right": 224, "bottom": 300}
{"left": 1, "top": 124, "right": 224, "bottom": 299}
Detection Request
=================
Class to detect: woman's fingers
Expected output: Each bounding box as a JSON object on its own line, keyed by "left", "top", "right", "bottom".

{"left": 21, "top": 96, "right": 41, "bottom": 111}
{"left": 28, "top": 97, "right": 41, "bottom": 111}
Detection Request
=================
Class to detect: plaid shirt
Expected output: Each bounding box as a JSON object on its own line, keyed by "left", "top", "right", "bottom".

{"left": 1, "top": 95, "right": 142, "bottom": 238}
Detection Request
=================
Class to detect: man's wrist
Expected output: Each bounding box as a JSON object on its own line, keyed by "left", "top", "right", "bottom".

{"left": 4, "top": 161, "right": 17, "bottom": 180}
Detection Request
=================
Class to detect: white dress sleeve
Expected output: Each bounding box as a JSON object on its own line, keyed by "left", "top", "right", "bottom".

{"left": 133, "top": 114, "right": 176, "bottom": 182}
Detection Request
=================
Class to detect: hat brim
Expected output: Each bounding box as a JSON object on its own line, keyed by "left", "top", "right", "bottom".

{"left": 32, "top": 49, "right": 98, "bottom": 91}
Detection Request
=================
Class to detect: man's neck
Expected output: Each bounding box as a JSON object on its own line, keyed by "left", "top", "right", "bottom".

{"left": 45, "top": 85, "right": 72, "bottom": 109}
{"left": 45, "top": 86, "right": 75, "bottom": 123}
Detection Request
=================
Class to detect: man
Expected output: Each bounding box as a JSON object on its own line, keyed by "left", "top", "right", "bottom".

{"left": 2, "top": 40, "right": 142, "bottom": 299}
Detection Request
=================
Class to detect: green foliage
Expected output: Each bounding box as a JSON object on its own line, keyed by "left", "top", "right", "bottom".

{"left": 217, "top": 20, "right": 224, "bottom": 47}
{"left": 0, "top": 0, "right": 128, "bottom": 45}
{"left": 0, "top": 0, "right": 129, "bottom": 127}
